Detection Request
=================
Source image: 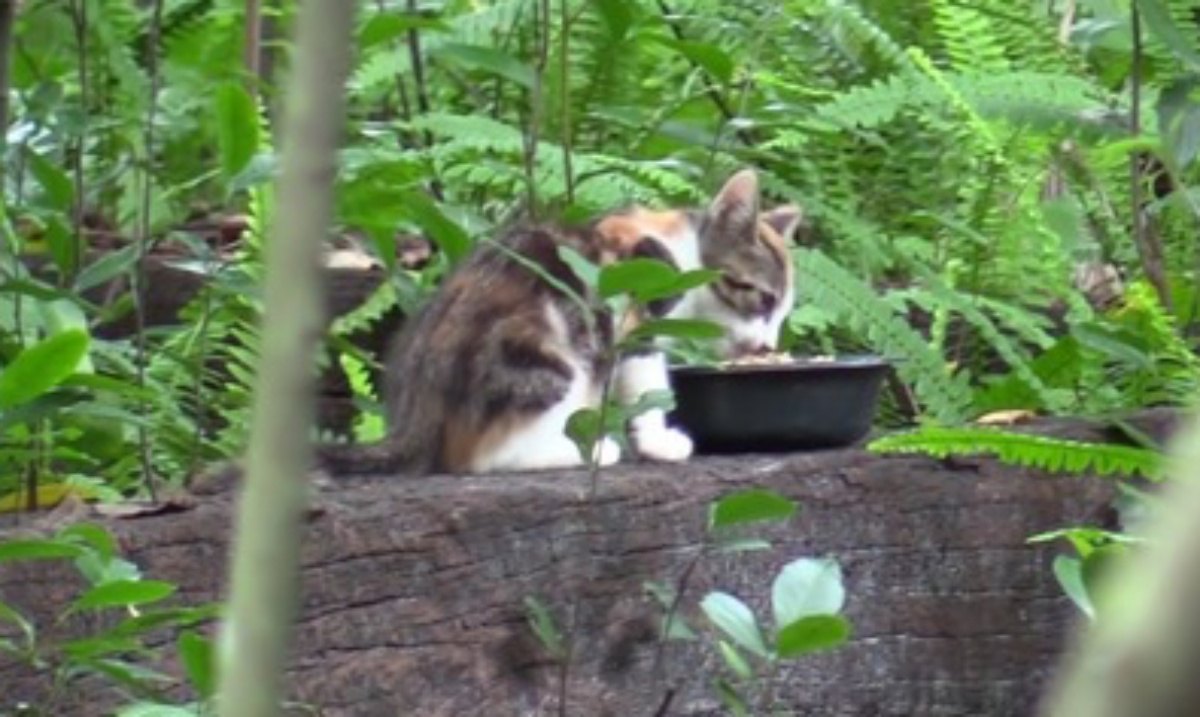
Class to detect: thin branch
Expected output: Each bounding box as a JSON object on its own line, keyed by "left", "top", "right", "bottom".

{"left": 243, "top": 0, "right": 263, "bottom": 91}
{"left": 0, "top": 0, "right": 17, "bottom": 191}
{"left": 132, "top": 0, "right": 167, "bottom": 501}
{"left": 1128, "top": 6, "right": 1174, "bottom": 313}
{"left": 67, "top": 0, "right": 87, "bottom": 283}
{"left": 655, "top": 0, "right": 752, "bottom": 146}
{"left": 404, "top": 0, "right": 442, "bottom": 200}
{"left": 559, "top": 0, "right": 574, "bottom": 206}
{"left": 522, "top": 0, "right": 551, "bottom": 219}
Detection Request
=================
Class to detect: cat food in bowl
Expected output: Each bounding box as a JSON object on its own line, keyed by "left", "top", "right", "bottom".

{"left": 669, "top": 354, "right": 889, "bottom": 452}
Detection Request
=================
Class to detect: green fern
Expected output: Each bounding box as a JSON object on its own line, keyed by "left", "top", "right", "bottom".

{"left": 795, "top": 248, "right": 974, "bottom": 422}
{"left": 869, "top": 426, "right": 1163, "bottom": 480}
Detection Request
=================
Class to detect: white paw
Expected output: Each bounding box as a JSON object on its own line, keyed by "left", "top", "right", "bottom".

{"left": 593, "top": 436, "right": 623, "bottom": 467}
{"left": 635, "top": 426, "right": 694, "bottom": 463}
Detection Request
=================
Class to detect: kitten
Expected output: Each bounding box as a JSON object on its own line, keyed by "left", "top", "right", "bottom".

{"left": 320, "top": 169, "right": 801, "bottom": 475}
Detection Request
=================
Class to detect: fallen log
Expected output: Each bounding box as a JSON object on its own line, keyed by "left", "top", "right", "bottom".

{"left": 0, "top": 432, "right": 1121, "bottom": 716}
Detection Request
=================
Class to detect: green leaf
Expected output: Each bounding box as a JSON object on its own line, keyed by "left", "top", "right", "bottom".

{"left": 700, "top": 592, "right": 768, "bottom": 658}
{"left": 0, "top": 601, "right": 35, "bottom": 650}
{"left": 432, "top": 43, "right": 535, "bottom": 88}
{"left": 359, "top": 12, "right": 449, "bottom": 48}
{"left": 178, "top": 630, "right": 215, "bottom": 699}
{"left": 71, "top": 580, "right": 177, "bottom": 612}
{"left": 0, "top": 328, "right": 89, "bottom": 409}
{"left": 709, "top": 489, "right": 797, "bottom": 530}
{"left": 58, "top": 523, "right": 116, "bottom": 561}
{"left": 598, "top": 258, "right": 678, "bottom": 298}
{"left": 112, "top": 605, "right": 222, "bottom": 638}
{"left": 557, "top": 245, "right": 601, "bottom": 289}
{"left": 717, "top": 639, "right": 753, "bottom": 680}
{"left": 624, "top": 318, "right": 723, "bottom": 344}
{"left": 712, "top": 678, "right": 751, "bottom": 717}
{"left": 1133, "top": 0, "right": 1200, "bottom": 71}
{"left": 0, "top": 538, "right": 84, "bottom": 562}
{"left": 565, "top": 407, "right": 603, "bottom": 460}
{"left": 1157, "top": 76, "right": 1200, "bottom": 169}
{"left": 1053, "top": 555, "right": 1095, "bottom": 620}
{"left": 214, "top": 82, "right": 260, "bottom": 182}
{"left": 26, "top": 149, "right": 74, "bottom": 211}
{"left": 771, "top": 558, "right": 846, "bottom": 628}
{"left": 524, "top": 596, "right": 565, "bottom": 660}
{"left": 398, "top": 190, "right": 472, "bottom": 263}
{"left": 598, "top": 259, "right": 717, "bottom": 303}
{"left": 1071, "top": 322, "right": 1153, "bottom": 369}
{"left": 593, "top": 0, "right": 634, "bottom": 39}
{"left": 775, "top": 615, "right": 851, "bottom": 658}
{"left": 656, "top": 38, "right": 735, "bottom": 84}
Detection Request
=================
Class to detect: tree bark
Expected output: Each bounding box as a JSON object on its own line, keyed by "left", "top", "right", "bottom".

{"left": 1, "top": 430, "right": 1125, "bottom": 716}
{"left": 217, "top": 0, "right": 355, "bottom": 714}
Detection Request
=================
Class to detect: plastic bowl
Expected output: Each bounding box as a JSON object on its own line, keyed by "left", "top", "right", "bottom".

{"left": 668, "top": 355, "right": 890, "bottom": 453}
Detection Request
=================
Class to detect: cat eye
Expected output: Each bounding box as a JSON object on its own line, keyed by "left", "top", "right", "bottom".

{"left": 722, "top": 275, "right": 756, "bottom": 292}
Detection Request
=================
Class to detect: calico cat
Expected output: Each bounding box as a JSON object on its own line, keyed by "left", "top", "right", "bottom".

{"left": 320, "top": 169, "right": 801, "bottom": 475}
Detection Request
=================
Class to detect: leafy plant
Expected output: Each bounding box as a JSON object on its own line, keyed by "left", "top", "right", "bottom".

{"left": 0, "top": 524, "right": 219, "bottom": 715}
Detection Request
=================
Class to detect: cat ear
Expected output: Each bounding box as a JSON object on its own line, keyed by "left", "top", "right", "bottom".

{"left": 708, "top": 169, "right": 760, "bottom": 233}
{"left": 762, "top": 205, "right": 805, "bottom": 243}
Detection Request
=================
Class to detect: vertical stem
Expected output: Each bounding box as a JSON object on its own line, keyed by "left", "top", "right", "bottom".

{"left": 244, "top": 0, "right": 263, "bottom": 91}
{"left": 217, "top": 0, "right": 356, "bottom": 713}
{"left": 1128, "top": 6, "right": 1174, "bottom": 313}
{"left": 559, "top": 0, "right": 574, "bottom": 206}
{"left": 404, "top": 0, "right": 442, "bottom": 200}
{"left": 67, "top": 0, "right": 87, "bottom": 282}
{"left": 0, "top": 0, "right": 17, "bottom": 191}
{"left": 132, "top": 0, "right": 165, "bottom": 502}
{"left": 522, "top": 0, "right": 550, "bottom": 218}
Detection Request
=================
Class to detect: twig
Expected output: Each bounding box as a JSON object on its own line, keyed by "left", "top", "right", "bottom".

{"left": 1128, "top": 6, "right": 1174, "bottom": 314}
{"left": 559, "top": 0, "right": 574, "bottom": 206}
{"left": 243, "top": 0, "right": 263, "bottom": 91}
{"left": 131, "top": 0, "right": 167, "bottom": 501}
{"left": 556, "top": 368, "right": 616, "bottom": 717}
{"left": 67, "top": 0, "right": 87, "bottom": 282}
{"left": 0, "top": 0, "right": 17, "bottom": 191}
{"left": 522, "top": 0, "right": 551, "bottom": 219}
{"left": 404, "top": 0, "right": 442, "bottom": 200}
{"left": 655, "top": 0, "right": 752, "bottom": 146}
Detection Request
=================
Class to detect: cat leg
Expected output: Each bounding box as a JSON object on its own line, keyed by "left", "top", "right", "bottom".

{"left": 616, "top": 351, "right": 693, "bottom": 463}
{"left": 475, "top": 364, "right": 621, "bottom": 472}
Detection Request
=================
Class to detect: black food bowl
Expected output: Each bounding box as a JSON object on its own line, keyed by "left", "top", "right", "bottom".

{"left": 669, "top": 355, "right": 889, "bottom": 453}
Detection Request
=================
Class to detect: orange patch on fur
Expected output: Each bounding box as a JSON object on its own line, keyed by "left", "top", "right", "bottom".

{"left": 594, "top": 209, "right": 693, "bottom": 253}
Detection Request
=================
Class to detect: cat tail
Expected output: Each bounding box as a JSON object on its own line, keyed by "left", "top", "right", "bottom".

{"left": 312, "top": 439, "right": 419, "bottom": 476}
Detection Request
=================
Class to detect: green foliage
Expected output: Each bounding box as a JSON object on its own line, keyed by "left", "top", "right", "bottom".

{"left": 868, "top": 426, "right": 1163, "bottom": 480}
{"left": 0, "top": 524, "right": 218, "bottom": 714}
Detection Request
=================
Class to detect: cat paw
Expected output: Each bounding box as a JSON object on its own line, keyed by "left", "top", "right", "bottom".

{"left": 635, "top": 426, "right": 694, "bottom": 463}
{"left": 593, "top": 436, "right": 623, "bottom": 467}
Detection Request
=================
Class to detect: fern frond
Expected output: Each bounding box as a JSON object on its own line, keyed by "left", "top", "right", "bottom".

{"left": 868, "top": 427, "right": 1163, "bottom": 480}
{"left": 795, "top": 248, "right": 974, "bottom": 422}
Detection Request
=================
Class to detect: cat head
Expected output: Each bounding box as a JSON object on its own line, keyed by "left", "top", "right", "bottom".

{"left": 693, "top": 169, "right": 803, "bottom": 357}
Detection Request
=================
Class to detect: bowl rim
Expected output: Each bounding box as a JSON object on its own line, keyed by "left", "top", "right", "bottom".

{"left": 669, "top": 353, "right": 890, "bottom": 377}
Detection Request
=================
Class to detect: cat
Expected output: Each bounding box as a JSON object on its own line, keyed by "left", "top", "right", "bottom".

{"left": 319, "top": 169, "right": 802, "bottom": 475}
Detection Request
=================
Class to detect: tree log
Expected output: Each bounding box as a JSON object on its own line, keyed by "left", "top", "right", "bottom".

{"left": 0, "top": 439, "right": 1120, "bottom": 716}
